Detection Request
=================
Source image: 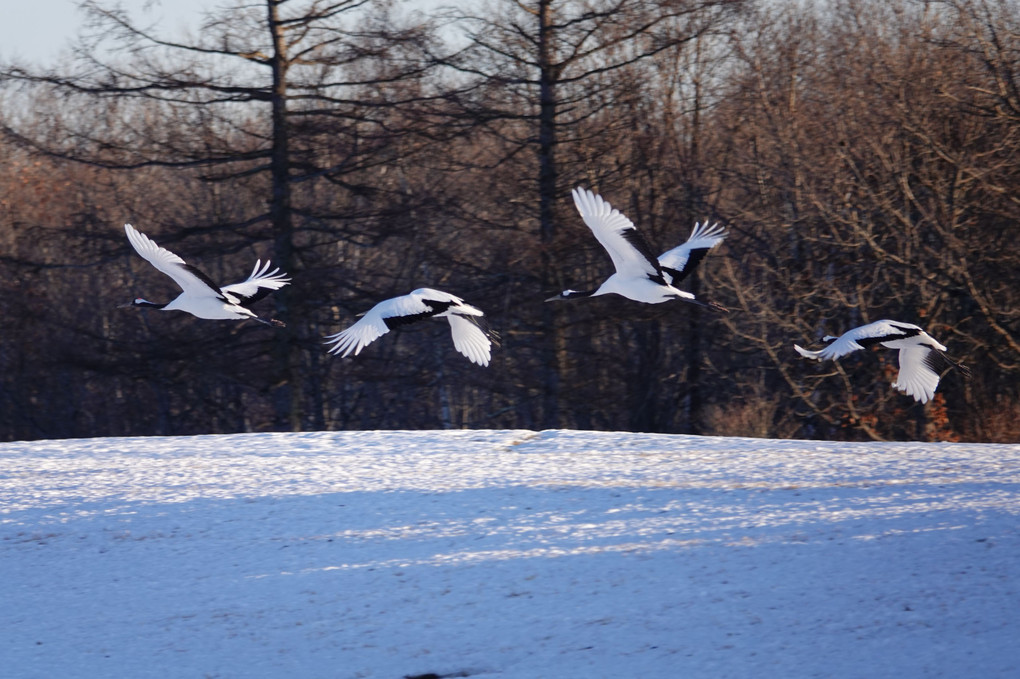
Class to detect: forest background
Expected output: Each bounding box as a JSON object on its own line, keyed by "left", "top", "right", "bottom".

{"left": 1, "top": 0, "right": 1017, "bottom": 443}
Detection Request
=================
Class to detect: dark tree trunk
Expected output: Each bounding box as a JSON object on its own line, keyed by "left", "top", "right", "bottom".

{"left": 267, "top": 0, "right": 300, "bottom": 430}
{"left": 538, "top": 0, "right": 561, "bottom": 429}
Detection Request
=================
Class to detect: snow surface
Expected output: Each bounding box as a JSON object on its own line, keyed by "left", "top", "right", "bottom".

{"left": 2, "top": 429, "right": 1019, "bottom": 678}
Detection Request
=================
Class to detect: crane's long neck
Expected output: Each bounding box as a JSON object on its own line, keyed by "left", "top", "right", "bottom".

{"left": 557, "top": 288, "right": 599, "bottom": 300}
{"left": 132, "top": 298, "right": 167, "bottom": 309}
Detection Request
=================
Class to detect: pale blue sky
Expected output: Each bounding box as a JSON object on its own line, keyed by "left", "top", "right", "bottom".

{"left": 0, "top": 0, "right": 214, "bottom": 63}
{"left": 0, "top": 0, "right": 445, "bottom": 65}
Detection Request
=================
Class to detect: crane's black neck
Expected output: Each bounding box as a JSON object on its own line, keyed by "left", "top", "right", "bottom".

{"left": 132, "top": 299, "right": 167, "bottom": 309}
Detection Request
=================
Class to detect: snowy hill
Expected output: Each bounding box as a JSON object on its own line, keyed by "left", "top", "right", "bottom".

{"left": 2, "top": 430, "right": 1019, "bottom": 678}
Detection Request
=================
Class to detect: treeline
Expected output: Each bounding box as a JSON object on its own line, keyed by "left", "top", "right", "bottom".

{"left": 1, "top": 0, "right": 1017, "bottom": 442}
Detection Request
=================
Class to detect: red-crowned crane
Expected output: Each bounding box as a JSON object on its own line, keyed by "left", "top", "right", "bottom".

{"left": 122, "top": 223, "right": 290, "bottom": 326}
{"left": 794, "top": 319, "right": 970, "bottom": 403}
{"left": 324, "top": 288, "right": 499, "bottom": 367}
{"left": 547, "top": 187, "right": 728, "bottom": 311}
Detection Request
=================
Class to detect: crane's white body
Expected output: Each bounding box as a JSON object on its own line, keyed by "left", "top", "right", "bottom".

{"left": 324, "top": 288, "right": 497, "bottom": 367}
{"left": 124, "top": 223, "right": 290, "bottom": 323}
{"left": 794, "top": 320, "right": 953, "bottom": 403}
{"left": 552, "top": 188, "right": 727, "bottom": 306}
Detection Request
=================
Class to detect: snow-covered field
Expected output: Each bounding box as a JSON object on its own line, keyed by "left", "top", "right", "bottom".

{"left": 2, "top": 429, "right": 1019, "bottom": 678}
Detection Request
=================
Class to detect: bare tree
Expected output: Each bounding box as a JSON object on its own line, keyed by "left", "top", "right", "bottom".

{"left": 4, "top": 0, "right": 1018, "bottom": 442}
{"left": 430, "top": 0, "right": 744, "bottom": 429}
{"left": 705, "top": 0, "right": 1020, "bottom": 441}
{"left": 1, "top": 0, "right": 441, "bottom": 432}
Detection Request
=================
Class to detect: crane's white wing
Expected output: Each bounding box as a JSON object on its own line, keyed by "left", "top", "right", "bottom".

{"left": 323, "top": 293, "right": 437, "bottom": 357}
{"left": 571, "top": 188, "right": 661, "bottom": 280}
{"left": 892, "top": 345, "right": 941, "bottom": 403}
{"left": 323, "top": 304, "right": 392, "bottom": 357}
{"left": 447, "top": 313, "right": 493, "bottom": 367}
{"left": 124, "top": 223, "right": 223, "bottom": 299}
{"left": 657, "top": 221, "right": 728, "bottom": 285}
{"left": 794, "top": 334, "right": 866, "bottom": 362}
{"left": 412, "top": 288, "right": 466, "bottom": 306}
{"left": 220, "top": 259, "right": 291, "bottom": 305}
